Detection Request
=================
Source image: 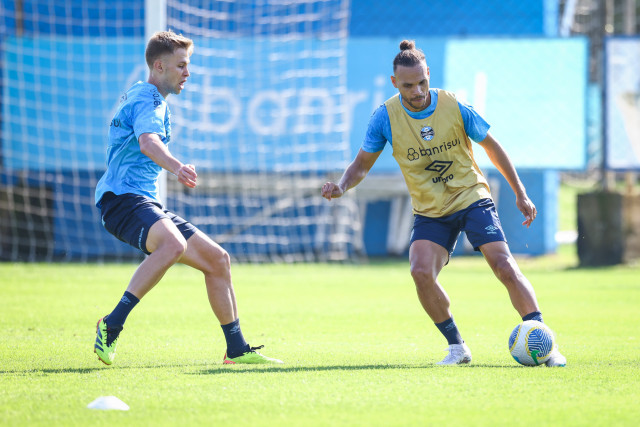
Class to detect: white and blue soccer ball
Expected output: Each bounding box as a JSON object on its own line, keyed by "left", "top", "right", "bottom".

{"left": 508, "top": 320, "right": 555, "bottom": 366}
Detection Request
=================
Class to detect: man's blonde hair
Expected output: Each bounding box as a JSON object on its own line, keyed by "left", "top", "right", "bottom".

{"left": 145, "top": 30, "right": 194, "bottom": 69}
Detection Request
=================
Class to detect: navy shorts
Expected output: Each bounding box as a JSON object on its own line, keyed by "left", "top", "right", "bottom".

{"left": 99, "top": 192, "right": 197, "bottom": 255}
{"left": 410, "top": 198, "right": 506, "bottom": 255}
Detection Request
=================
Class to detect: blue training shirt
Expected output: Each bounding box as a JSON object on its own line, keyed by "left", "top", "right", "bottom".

{"left": 95, "top": 81, "right": 171, "bottom": 208}
{"left": 362, "top": 89, "right": 490, "bottom": 153}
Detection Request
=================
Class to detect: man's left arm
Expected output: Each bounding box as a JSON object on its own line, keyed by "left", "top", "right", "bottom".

{"left": 478, "top": 132, "right": 536, "bottom": 227}
{"left": 139, "top": 133, "right": 197, "bottom": 189}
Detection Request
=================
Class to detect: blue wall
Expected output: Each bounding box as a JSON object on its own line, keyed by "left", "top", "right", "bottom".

{"left": 349, "top": 0, "right": 558, "bottom": 37}
{"left": 2, "top": 0, "right": 558, "bottom": 37}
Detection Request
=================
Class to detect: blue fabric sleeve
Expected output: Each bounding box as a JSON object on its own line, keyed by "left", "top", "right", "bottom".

{"left": 132, "top": 93, "right": 167, "bottom": 141}
{"left": 362, "top": 104, "right": 392, "bottom": 153}
{"left": 458, "top": 101, "right": 490, "bottom": 143}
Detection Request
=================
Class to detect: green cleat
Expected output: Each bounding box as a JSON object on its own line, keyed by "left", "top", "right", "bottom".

{"left": 94, "top": 317, "right": 122, "bottom": 366}
{"left": 223, "top": 345, "right": 283, "bottom": 365}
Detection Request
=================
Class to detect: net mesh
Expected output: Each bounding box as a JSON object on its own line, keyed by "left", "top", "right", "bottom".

{"left": 0, "top": 0, "right": 360, "bottom": 262}
{"left": 165, "top": 0, "right": 359, "bottom": 262}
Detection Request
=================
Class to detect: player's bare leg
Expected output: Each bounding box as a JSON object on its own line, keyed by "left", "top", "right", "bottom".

{"left": 126, "top": 218, "right": 188, "bottom": 299}
{"left": 481, "top": 241, "right": 566, "bottom": 367}
{"left": 409, "top": 239, "right": 451, "bottom": 323}
{"left": 479, "top": 241, "right": 539, "bottom": 317}
{"left": 409, "top": 240, "right": 471, "bottom": 365}
{"left": 178, "top": 229, "right": 237, "bottom": 324}
{"left": 179, "top": 229, "right": 282, "bottom": 364}
{"left": 94, "top": 218, "right": 186, "bottom": 365}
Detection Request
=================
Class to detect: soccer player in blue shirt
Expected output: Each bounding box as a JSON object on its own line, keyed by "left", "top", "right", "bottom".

{"left": 322, "top": 40, "right": 566, "bottom": 367}
{"left": 94, "top": 30, "right": 282, "bottom": 365}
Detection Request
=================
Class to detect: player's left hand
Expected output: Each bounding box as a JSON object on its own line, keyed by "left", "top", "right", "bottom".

{"left": 516, "top": 195, "right": 537, "bottom": 228}
{"left": 321, "top": 182, "right": 344, "bottom": 200}
{"left": 177, "top": 164, "right": 197, "bottom": 188}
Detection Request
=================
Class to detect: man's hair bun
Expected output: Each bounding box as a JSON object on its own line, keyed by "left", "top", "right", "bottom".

{"left": 399, "top": 40, "right": 416, "bottom": 51}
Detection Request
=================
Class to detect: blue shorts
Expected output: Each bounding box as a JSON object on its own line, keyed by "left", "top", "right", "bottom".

{"left": 99, "top": 192, "right": 197, "bottom": 255}
{"left": 410, "top": 198, "right": 506, "bottom": 255}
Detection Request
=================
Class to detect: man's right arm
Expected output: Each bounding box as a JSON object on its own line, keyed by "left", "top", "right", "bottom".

{"left": 139, "top": 133, "right": 197, "bottom": 188}
{"left": 321, "top": 149, "right": 382, "bottom": 200}
{"left": 322, "top": 104, "right": 389, "bottom": 200}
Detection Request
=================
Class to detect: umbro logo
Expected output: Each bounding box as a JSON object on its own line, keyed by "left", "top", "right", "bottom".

{"left": 425, "top": 160, "right": 452, "bottom": 175}
{"left": 426, "top": 161, "right": 454, "bottom": 184}
{"left": 485, "top": 225, "right": 498, "bottom": 235}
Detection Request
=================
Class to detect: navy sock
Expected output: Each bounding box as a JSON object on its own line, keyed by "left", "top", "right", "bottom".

{"left": 522, "top": 311, "right": 544, "bottom": 323}
{"left": 221, "top": 318, "right": 250, "bottom": 358}
{"left": 435, "top": 317, "right": 463, "bottom": 345}
{"left": 106, "top": 291, "right": 140, "bottom": 327}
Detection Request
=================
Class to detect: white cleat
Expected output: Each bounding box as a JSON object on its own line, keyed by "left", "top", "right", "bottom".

{"left": 436, "top": 343, "right": 472, "bottom": 365}
{"left": 545, "top": 348, "right": 567, "bottom": 367}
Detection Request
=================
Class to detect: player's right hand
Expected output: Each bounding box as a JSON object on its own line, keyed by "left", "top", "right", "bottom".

{"left": 516, "top": 194, "right": 536, "bottom": 228}
{"left": 177, "top": 164, "right": 197, "bottom": 188}
{"left": 321, "top": 182, "right": 344, "bottom": 200}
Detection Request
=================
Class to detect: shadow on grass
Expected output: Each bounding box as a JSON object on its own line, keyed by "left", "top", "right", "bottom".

{"left": 191, "top": 362, "right": 521, "bottom": 375}
{"left": 0, "top": 367, "right": 107, "bottom": 375}
{"left": 0, "top": 362, "right": 524, "bottom": 376}
{"left": 0, "top": 361, "right": 212, "bottom": 375}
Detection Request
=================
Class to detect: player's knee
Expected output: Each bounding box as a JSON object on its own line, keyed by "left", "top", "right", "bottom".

{"left": 410, "top": 264, "right": 437, "bottom": 287}
{"left": 203, "top": 247, "right": 231, "bottom": 276}
{"left": 492, "top": 257, "right": 522, "bottom": 285}
{"left": 216, "top": 249, "right": 231, "bottom": 272}
{"left": 162, "top": 236, "right": 188, "bottom": 261}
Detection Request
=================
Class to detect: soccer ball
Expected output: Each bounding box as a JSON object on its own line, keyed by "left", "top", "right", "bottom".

{"left": 508, "top": 320, "right": 555, "bottom": 366}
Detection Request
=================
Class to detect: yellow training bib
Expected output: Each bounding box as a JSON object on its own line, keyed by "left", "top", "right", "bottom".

{"left": 386, "top": 89, "right": 491, "bottom": 217}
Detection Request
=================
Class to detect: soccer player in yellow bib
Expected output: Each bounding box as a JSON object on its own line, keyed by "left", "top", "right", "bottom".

{"left": 322, "top": 40, "right": 566, "bottom": 367}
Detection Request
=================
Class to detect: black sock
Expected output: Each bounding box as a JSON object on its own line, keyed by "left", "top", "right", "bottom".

{"left": 106, "top": 291, "right": 140, "bottom": 327}
{"left": 522, "top": 311, "right": 544, "bottom": 323}
{"left": 435, "top": 317, "right": 463, "bottom": 345}
{"left": 221, "top": 318, "right": 250, "bottom": 358}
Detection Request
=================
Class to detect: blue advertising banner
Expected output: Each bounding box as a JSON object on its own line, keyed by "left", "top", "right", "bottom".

{"left": 605, "top": 37, "right": 640, "bottom": 170}
{"left": 3, "top": 36, "right": 587, "bottom": 172}
{"left": 347, "top": 37, "right": 588, "bottom": 172}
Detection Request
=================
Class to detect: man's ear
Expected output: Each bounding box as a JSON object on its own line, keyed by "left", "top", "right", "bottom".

{"left": 390, "top": 75, "right": 398, "bottom": 88}
{"left": 153, "top": 58, "right": 163, "bottom": 73}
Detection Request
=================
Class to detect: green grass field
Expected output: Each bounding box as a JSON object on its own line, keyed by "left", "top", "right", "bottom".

{"left": 1, "top": 247, "right": 639, "bottom": 426}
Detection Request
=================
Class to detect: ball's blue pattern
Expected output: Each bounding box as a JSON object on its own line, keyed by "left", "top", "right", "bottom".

{"left": 526, "top": 327, "right": 554, "bottom": 358}
{"left": 508, "top": 325, "right": 520, "bottom": 350}
{"left": 509, "top": 321, "right": 555, "bottom": 366}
